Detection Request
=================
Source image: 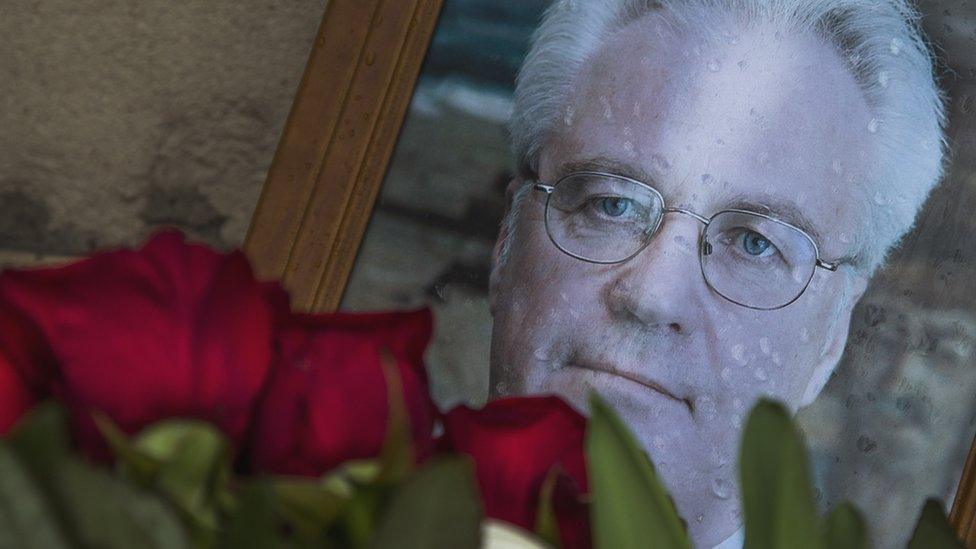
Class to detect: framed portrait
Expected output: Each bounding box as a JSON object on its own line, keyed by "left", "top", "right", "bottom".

{"left": 3, "top": 0, "right": 976, "bottom": 547}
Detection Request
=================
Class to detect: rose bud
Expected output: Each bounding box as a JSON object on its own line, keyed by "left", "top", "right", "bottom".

{"left": 248, "top": 308, "right": 435, "bottom": 477}
{"left": 439, "top": 396, "right": 591, "bottom": 548}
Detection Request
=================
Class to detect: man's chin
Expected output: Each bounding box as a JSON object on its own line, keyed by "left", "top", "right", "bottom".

{"left": 518, "top": 366, "right": 743, "bottom": 548}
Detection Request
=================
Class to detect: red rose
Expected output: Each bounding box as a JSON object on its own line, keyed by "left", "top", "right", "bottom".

{"left": 439, "top": 396, "right": 591, "bottom": 548}
{"left": 0, "top": 231, "right": 277, "bottom": 457}
{"left": 248, "top": 308, "right": 436, "bottom": 477}
{"left": 0, "top": 291, "right": 55, "bottom": 433}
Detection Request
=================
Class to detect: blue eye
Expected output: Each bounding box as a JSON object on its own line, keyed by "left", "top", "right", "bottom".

{"left": 597, "top": 197, "right": 632, "bottom": 217}
{"left": 740, "top": 231, "right": 771, "bottom": 256}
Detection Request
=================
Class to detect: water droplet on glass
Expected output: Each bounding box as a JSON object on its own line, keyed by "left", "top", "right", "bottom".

{"left": 878, "top": 71, "right": 890, "bottom": 88}
{"left": 673, "top": 234, "right": 694, "bottom": 253}
{"left": 715, "top": 138, "right": 726, "bottom": 145}
{"left": 856, "top": 435, "right": 877, "bottom": 453}
{"left": 651, "top": 154, "right": 671, "bottom": 171}
{"left": 533, "top": 347, "right": 550, "bottom": 361}
{"left": 711, "top": 478, "right": 732, "bottom": 499}
{"left": 757, "top": 151, "right": 769, "bottom": 165}
{"left": 701, "top": 173, "right": 714, "bottom": 185}
{"left": 600, "top": 94, "right": 613, "bottom": 120}
{"left": 623, "top": 141, "right": 635, "bottom": 155}
{"left": 831, "top": 160, "right": 843, "bottom": 174}
{"left": 890, "top": 37, "right": 902, "bottom": 55}
{"left": 708, "top": 445, "right": 730, "bottom": 467}
{"left": 867, "top": 118, "right": 880, "bottom": 133}
{"left": 800, "top": 328, "right": 810, "bottom": 343}
{"left": 731, "top": 413, "right": 743, "bottom": 428}
{"left": 494, "top": 381, "right": 508, "bottom": 395}
{"left": 653, "top": 436, "right": 666, "bottom": 452}
{"left": 896, "top": 396, "right": 912, "bottom": 411}
{"left": 696, "top": 513, "right": 705, "bottom": 523}
{"left": 771, "top": 351, "right": 781, "bottom": 365}
{"left": 759, "top": 337, "right": 771, "bottom": 355}
{"left": 732, "top": 344, "right": 747, "bottom": 364}
{"left": 721, "top": 367, "right": 732, "bottom": 383}
{"left": 707, "top": 58, "right": 722, "bottom": 72}
{"left": 732, "top": 398, "right": 744, "bottom": 412}
{"left": 737, "top": 59, "right": 748, "bottom": 70}
{"left": 698, "top": 395, "right": 718, "bottom": 421}
{"left": 872, "top": 191, "right": 889, "bottom": 206}
{"left": 754, "top": 367, "right": 769, "bottom": 382}
{"left": 563, "top": 106, "right": 575, "bottom": 126}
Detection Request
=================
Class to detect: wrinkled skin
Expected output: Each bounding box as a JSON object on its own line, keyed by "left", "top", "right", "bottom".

{"left": 490, "top": 15, "right": 873, "bottom": 547}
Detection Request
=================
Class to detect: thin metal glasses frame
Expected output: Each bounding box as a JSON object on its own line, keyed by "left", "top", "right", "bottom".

{"left": 532, "top": 171, "right": 842, "bottom": 311}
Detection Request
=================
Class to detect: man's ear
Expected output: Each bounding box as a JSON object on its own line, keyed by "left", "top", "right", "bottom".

{"left": 798, "top": 274, "right": 870, "bottom": 408}
{"left": 489, "top": 176, "right": 523, "bottom": 316}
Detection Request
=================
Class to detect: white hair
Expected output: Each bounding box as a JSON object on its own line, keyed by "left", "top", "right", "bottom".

{"left": 503, "top": 0, "right": 948, "bottom": 276}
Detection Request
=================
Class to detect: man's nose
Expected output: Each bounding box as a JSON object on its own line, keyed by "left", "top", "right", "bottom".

{"left": 604, "top": 217, "right": 706, "bottom": 334}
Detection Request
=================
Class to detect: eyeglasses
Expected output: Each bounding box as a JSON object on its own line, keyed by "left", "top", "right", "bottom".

{"left": 533, "top": 171, "right": 844, "bottom": 311}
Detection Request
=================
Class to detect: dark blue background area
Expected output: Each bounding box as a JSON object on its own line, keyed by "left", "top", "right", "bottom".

{"left": 421, "top": 0, "right": 551, "bottom": 90}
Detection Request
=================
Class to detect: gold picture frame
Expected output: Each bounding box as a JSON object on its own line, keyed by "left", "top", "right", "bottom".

{"left": 244, "top": 0, "right": 444, "bottom": 313}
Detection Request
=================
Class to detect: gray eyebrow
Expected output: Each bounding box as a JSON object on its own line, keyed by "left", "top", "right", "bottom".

{"left": 551, "top": 156, "right": 655, "bottom": 187}
{"left": 722, "top": 193, "right": 824, "bottom": 244}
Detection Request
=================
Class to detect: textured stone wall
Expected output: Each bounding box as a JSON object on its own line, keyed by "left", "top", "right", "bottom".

{"left": 0, "top": 0, "right": 326, "bottom": 265}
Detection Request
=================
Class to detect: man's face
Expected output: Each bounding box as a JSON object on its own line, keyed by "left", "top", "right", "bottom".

{"left": 490, "top": 17, "right": 872, "bottom": 546}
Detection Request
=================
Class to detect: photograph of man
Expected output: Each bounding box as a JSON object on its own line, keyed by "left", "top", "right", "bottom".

{"left": 487, "top": 1, "right": 947, "bottom": 547}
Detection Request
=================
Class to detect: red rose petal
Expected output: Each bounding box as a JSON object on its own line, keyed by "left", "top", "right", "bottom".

{"left": 249, "top": 308, "right": 436, "bottom": 476}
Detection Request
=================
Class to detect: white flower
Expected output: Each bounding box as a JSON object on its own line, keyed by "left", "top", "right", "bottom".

{"left": 482, "top": 520, "right": 550, "bottom": 548}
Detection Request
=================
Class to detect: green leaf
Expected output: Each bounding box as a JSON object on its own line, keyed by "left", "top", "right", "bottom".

{"left": 4, "top": 402, "right": 186, "bottom": 549}
{"left": 907, "top": 499, "right": 964, "bottom": 549}
{"left": 740, "top": 399, "right": 821, "bottom": 549}
{"left": 6, "top": 401, "right": 71, "bottom": 464}
{"left": 133, "top": 420, "right": 232, "bottom": 541}
{"left": 376, "top": 349, "right": 414, "bottom": 484}
{"left": 368, "top": 457, "right": 482, "bottom": 549}
{"left": 332, "top": 459, "right": 383, "bottom": 487}
{"left": 217, "top": 482, "right": 286, "bottom": 549}
{"left": 49, "top": 456, "right": 187, "bottom": 549}
{"left": 823, "top": 503, "right": 868, "bottom": 549}
{"left": 93, "top": 412, "right": 162, "bottom": 484}
{"left": 534, "top": 466, "right": 563, "bottom": 547}
{"left": 273, "top": 475, "right": 355, "bottom": 537}
{"left": 0, "top": 442, "right": 73, "bottom": 549}
{"left": 586, "top": 393, "right": 691, "bottom": 549}
{"left": 344, "top": 485, "right": 386, "bottom": 548}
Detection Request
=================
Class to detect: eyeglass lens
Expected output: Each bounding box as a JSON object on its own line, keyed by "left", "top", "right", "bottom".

{"left": 543, "top": 173, "right": 819, "bottom": 309}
